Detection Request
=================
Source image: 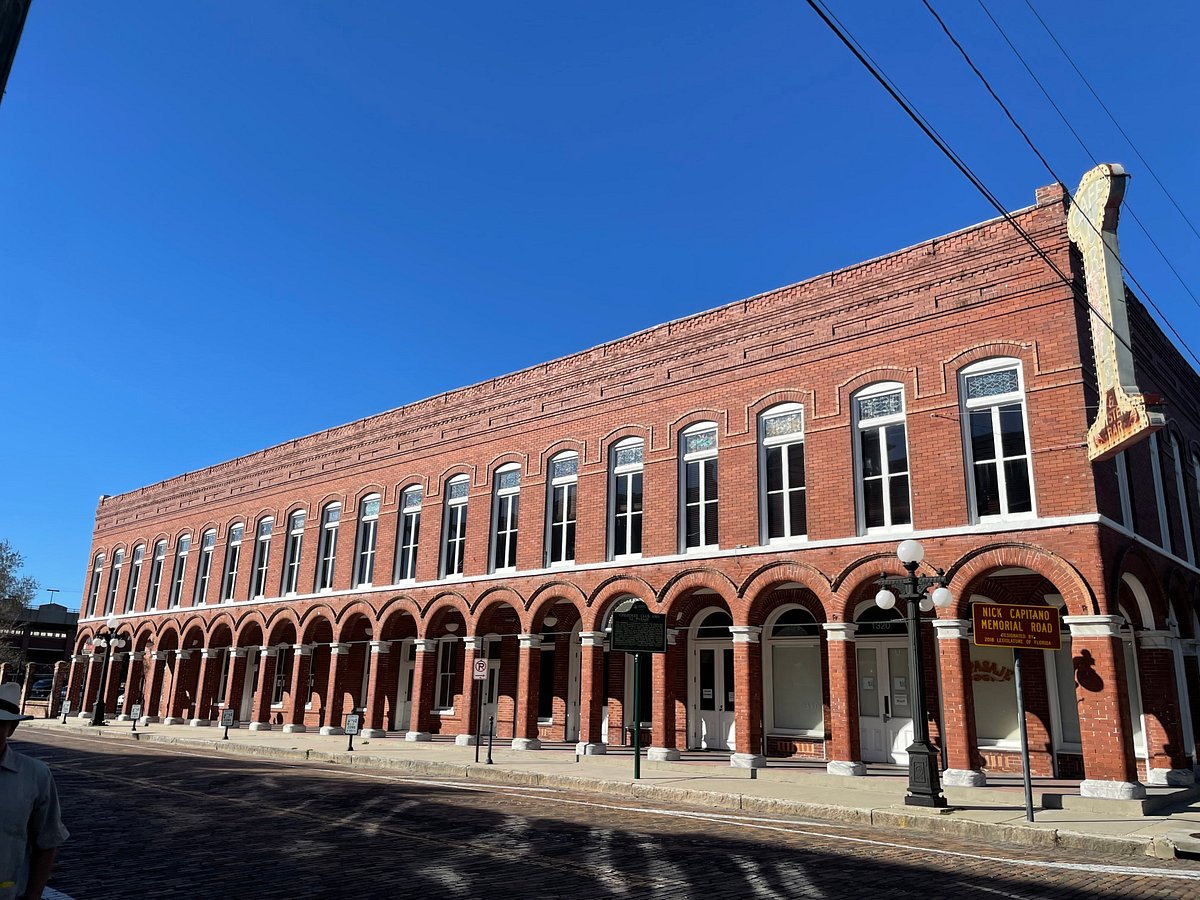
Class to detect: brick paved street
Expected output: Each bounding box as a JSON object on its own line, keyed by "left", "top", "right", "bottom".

{"left": 20, "top": 729, "right": 1200, "bottom": 899}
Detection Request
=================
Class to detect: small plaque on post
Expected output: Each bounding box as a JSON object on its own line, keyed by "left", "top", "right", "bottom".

{"left": 131, "top": 703, "right": 143, "bottom": 720}
{"left": 344, "top": 713, "right": 361, "bottom": 736}
{"left": 220, "top": 708, "right": 236, "bottom": 728}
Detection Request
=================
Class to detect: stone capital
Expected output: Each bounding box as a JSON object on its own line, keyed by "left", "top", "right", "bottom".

{"left": 201, "top": 648, "right": 221, "bottom": 659}
{"left": 932, "top": 619, "right": 971, "bottom": 641}
{"left": 369, "top": 640, "right": 391, "bottom": 654}
{"left": 174, "top": 650, "right": 192, "bottom": 660}
{"left": 258, "top": 646, "right": 279, "bottom": 658}
{"left": 1064, "top": 615, "right": 1125, "bottom": 638}
{"left": 518, "top": 633, "right": 543, "bottom": 650}
{"left": 461, "top": 635, "right": 486, "bottom": 652}
{"left": 229, "top": 648, "right": 248, "bottom": 659}
{"left": 822, "top": 622, "right": 857, "bottom": 642}
{"left": 1136, "top": 630, "right": 1177, "bottom": 651}
{"left": 292, "top": 644, "right": 312, "bottom": 656}
{"left": 579, "top": 631, "right": 606, "bottom": 648}
{"left": 667, "top": 628, "right": 678, "bottom": 646}
{"left": 730, "top": 625, "right": 761, "bottom": 644}
{"left": 413, "top": 638, "right": 438, "bottom": 653}
{"left": 329, "top": 643, "right": 351, "bottom": 655}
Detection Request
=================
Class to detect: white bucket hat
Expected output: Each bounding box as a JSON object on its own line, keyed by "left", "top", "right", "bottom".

{"left": 0, "top": 681, "right": 34, "bottom": 721}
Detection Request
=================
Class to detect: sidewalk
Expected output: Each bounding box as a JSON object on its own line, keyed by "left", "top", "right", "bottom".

{"left": 25, "top": 718, "right": 1200, "bottom": 861}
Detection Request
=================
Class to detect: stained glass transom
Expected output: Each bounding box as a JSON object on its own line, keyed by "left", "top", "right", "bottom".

{"left": 202, "top": 531, "right": 216, "bottom": 549}
{"left": 324, "top": 506, "right": 341, "bottom": 524}
{"left": 857, "top": 391, "right": 902, "bottom": 421}
{"left": 614, "top": 444, "right": 643, "bottom": 468}
{"left": 228, "top": 525, "right": 244, "bottom": 543}
{"left": 448, "top": 479, "right": 469, "bottom": 500}
{"left": 290, "top": 512, "right": 305, "bottom": 531}
{"left": 362, "top": 498, "right": 381, "bottom": 518}
{"left": 497, "top": 469, "right": 521, "bottom": 490}
{"left": 178, "top": 536, "right": 191, "bottom": 552}
{"left": 685, "top": 429, "right": 717, "bottom": 454}
{"left": 966, "top": 369, "right": 1019, "bottom": 399}
{"left": 258, "top": 520, "right": 273, "bottom": 538}
{"left": 403, "top": 488, "right": 423, "bottom": 508}
{"left": 763, "top": 411, "right": 804, "bottom": 439}
{"left": 551, "top": 456, "right": 578, "bottom": 479}
{"left": 132, "top": 546, "right": 145, "bottom": 563}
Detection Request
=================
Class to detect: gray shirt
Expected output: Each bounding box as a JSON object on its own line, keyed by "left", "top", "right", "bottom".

{"left": 0, "top": 744, "right": 69, "bottom": 900}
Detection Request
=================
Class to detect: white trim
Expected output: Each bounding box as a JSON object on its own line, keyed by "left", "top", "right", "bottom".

{"left": 852, "top": 382, "right": 912, "bottom": 534}
{"left": 1149, "top": 433, "right": 1172, "bottom": 555}
{"left": 958, "top": 358, "right": 1036, "bottom": 524}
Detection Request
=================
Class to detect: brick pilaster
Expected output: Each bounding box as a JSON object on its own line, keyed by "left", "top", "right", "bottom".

{"left": 731, "top": 626, "right": 765, "bottom": 768}
{"left": 822, "top": 622, "right": 864, "bottom": 775}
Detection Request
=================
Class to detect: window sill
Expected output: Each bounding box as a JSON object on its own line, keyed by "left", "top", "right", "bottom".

{"left": 684, "top": 545, "right": 719, "bottom": 554}
{"left": 537, "top": 717, "right": 553, "bottom": 725}
{"left": 434, "top": 707, "right": 456, "bottom": 717}
{"left": 766, "top": 729, "right": 825, "bottom": 739}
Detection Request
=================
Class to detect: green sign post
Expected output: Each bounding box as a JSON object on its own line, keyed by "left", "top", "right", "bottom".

{"left": 610, "top": 601, "right": 667, "bottom": 780}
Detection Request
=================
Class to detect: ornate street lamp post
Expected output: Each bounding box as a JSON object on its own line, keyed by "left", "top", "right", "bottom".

{"left": 89, "top": 615, "right": 128, "bottom": 727}
{"left": 874, "top": 539, "right": 953, "bottom": 808}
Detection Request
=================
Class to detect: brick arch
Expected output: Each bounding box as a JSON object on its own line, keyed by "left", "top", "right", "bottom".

{"left": 947, "top": 542, "right": 1096, "bottom": 619}
{"left": 529, "top": 592, "right": 584, "bottom": 632}
{"left": 263, "top": 607, "right": 300, "bottom": 640}
{"left": 179, "top": 621, "right": 207, "bottom": 651}
{"left": 741, "top": 388, "right": 814, "bottom": 437}
{"left": 335, "top": 600, "right": 380, "bottom": 641}
{"left": 472, "top": 584, "right": 527, "bottom": 617}
{"left": 829, "top": 551, "right": 905, "bottom": 621}
{"left": 153, "top": 619, "right": 180, "bottom": 647}
{"left": 939, "top": 342, "right": 1035, "bottom": 396}
{"left": 265, "top": 613, "right": 300, "bottom": 647}
{"left": 740, "top": 561, "right": 833, "bottom": 620}
{"left": 422, "top": 591, "right": 471, "bottom": 631}
{"left": 599, "top": 425, "right": 652, "bottom": 461}
{"left": 658, "top": 569, "right": 738, "bottom": 627}
{"left": 377, "top": 595, "right": 422, "bottom": 626}
{"left": 233, "top": 611, "right": 266, "bottom": 647}
{"left": 249, "top": 507, "right": 278, "bottom": 525}
{"left": 528, "top": 580, "right": 587, "bottom": 612}
{"left": 539, "top": 438, "right": 586, "bottom": 473}
{"left": 298, "top": 604, "right": 337, "bottom": 642}
{"left": 484, "top": 451, "right": 529, "bottom": 482}
{"left": 836, "top": 367, "right": 915, "bottom": 420}
{"left": 667, "top": 410, "right": 727, "bottom": 450}
{"left": 74, "top": 627, "right": 96, "bottom": 654}
{"left": 584, "top": 576, "right": 659, "bottom": 631}
{"left": 433, "top": 465, "right": 474, "bottom": 495}
{"left": 1165, "top": 568, "right": 1199, "bottom": 637}
{"left": 1110, "top": 544, "right": 1167, "bottom": 627}
{"left": 132, "top": 624, "right": 156, "bottom": 651}
{"left": 313, "top": 492, "right": 346, "bottom": 514}
{"left": 205, "top": 613, "right": 237, "bottom": 645}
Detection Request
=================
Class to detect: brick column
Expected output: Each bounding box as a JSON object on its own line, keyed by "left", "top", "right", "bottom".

{"left": 320, "top": 643, "right": 351, "bottom": 735}
{"left": 49, "top": 661, "right": 68, "bottom": 718}
{"left": 933, "top": 619, "right": 986, "bottom": 786}
{"left": 454, "top": 636, "right": 483, "bottom": 746}
{"left": 223, "top": 648, "right": 248, "bottom": 722}
{"left": 363, "top": 641, "right": 392, "bottom": 738}
{"left": 1136, "top": 631, "right": 1195, "bottom": 785}
{"left": 19, "top": 663, "right": 35, "bottom": 715}
{"left": 103, "top": 652, "right": 124, "bottom": 713}
{"left": 249, "top": 648, "right": 278, "bottom": 730}
{"left": 143, "top": 652, "right": 167, "bottom": 721}
{"left": 649, "top": 629, "right": 681, "bottom": 760}
{"left": 822, "top": 622, "right": 865, "bottom": 776}
{"left": 576, "top": 631, "right": 607, "bottom": 755}
{"left": 117, "top": 653, "right": 141, "bottom": 720}
{"left": 163, "top": 650, "right": 193, "bottom": 724}
{"left": 405, "top": 638, "right": 438, "bottom": 741}
{"left": 283, "top": 645, "right": 312, "bottom": 733}
{"left": 730, "top": 625, "right": 765, "bottom": 768}
{"left": 190, "top": 649, "right": 222, "bottom": 726}
{"left": 512, "top": 634, "right": 542, "bottom": 750}
{"left": 1064, "top": 616, "right": 1146, "bottom": 799}
{"left": 65, "top": 655, "right": 85, "bottom": 716}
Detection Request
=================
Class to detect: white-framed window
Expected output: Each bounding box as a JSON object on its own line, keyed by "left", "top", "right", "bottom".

{"left": 490, "top": 465, "right": 521, "bottom": 573}
{"left": 251, "top": 517, "right": 273, "bottom": 599}
{"left": 538, "top": 633, "right": 556, "bottom": 723}
{"left": 316, "top": 503, "right": 341, "bottom": 591}
{"left": 395, "top": 487, "right": 422, "bottom": 582}
{"left": 442, "top": 476, "right": 469, "bottom": 578}
{"left": 759, "top": 404, "right": 807, "bottom": 543}
{"left": 853, "top": 383, "right": 911, "bottom": 532}
{"left": 193, "top": 530, "right": 216, "bottom": 605}
{"left": 124, "top": 545, "right": 144, "bottom": 613}
{"left": 220, "top": 524, "right": 243, "bottom": 602}
{"left": 435, "top": 637, "right": 459, "bottom": 710}
{"left": 680, "top": 422, "right": 719, "bottom": 551}
{"left": 960, "top": 360, "right": 1033, "bottom": 521}
{"left": 86, "top": 554, "right": 104, "bottom": 618}
{"left": 1168, "top": 434, "right": 1195, "bottom": 564}
{"left": 147, "top": 540, "right": 167, "bottom": 610}
{"left": 1115, "top": 451, "right": 1134, "bottom": 529}
{"left": 546, "top": 453, "right": 578, "bottom": 566}
{"left": 168, "top": 535, "right": 191, "bottom": 608}
{"left": 104, "top": 548, "right": 124, "bottom": 617}
{"left": 272, "top": 647, "right": 292, "bottom": 705}
{"left": 281, "top": 511, "right": 305, "bottom": 595}
{"left": 1149, "top": 433, "right": 1172, "bottom": 554}
{"left": 763, "top": 607, "right": 823, "bottom": 737}
{"left": 355, "top": 494, "right": 381, "bottom": 586}
{"left": 609, "top": 438, "right": 644, "bottom": 560}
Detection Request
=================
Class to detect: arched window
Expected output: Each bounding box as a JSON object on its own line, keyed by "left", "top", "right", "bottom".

{"left": 695, "top": 610, "right": 733, "bottom": 639}
{"left": 355, "top": 494, "right": 381, "bottom": 586}
{"left": 147, "top": 540, "right": 167, "bottom": 610}
{"left": 395, "top": 487, "right": 422, "bottom": 582}
{"left": 251, "top": 517, "right": 274, "bottom": 599}
{"left": 316, "top": 503, "right": 341, "bottom": 591}
{"left": 546, "top": 453, "right": 578, "bottom": 566}
{"left": 104, "top": 548, "right": 124, "bottom": 616}
{"left": 193, "top": 530, "right": 216, "bottom": 605}
{"left": 167, "top": 535, "right": 191, "bottom": 608}
{"left": 960, "top": 359, "right": 1034, "bottom": 522}
{"left": 123, "top": 545, "right": 144, "bottom": 613}
{"left": 281, "top": 511, "right": 306, "bottom": 595}
{"left": 680, "top": 422, "right": 719, "bottom": 551}
{"left": 853, "top": 382, "right": 911, "bottom": 532}
{"left": 759, "top": 403, "right": 806, "bottom": 543}
{"left": 765, "top": 607, "right": 823, "bottom": 737}
{"left": 442, "top": 476, "right": 469, "bottom": 578}
{"left": 220, "top": 524, "right": 244, "bottom": 602}
{"left": 491, "top": 465, "right": 521, "bottom": 573}
{"left": 608, "top": 438, "right": 643, "bottom": 559}
{"left": 86, "top": 553, "right": 105, "bottom": 618}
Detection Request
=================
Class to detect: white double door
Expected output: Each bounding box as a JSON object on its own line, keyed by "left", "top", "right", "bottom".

{"left": 857, "top": 641, "right": 914, "bottom": 765}
{"left": 692, "top": 643, "right": 737, "bottom": 751}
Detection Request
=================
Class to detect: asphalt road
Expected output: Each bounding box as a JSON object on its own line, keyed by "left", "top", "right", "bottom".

{"left": 16, "top": 729, "right": 1200, "bottom": 899}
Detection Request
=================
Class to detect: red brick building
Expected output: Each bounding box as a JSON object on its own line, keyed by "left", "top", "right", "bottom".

{"left": 71, "top": 166, "right": 1200, "bottom": 801}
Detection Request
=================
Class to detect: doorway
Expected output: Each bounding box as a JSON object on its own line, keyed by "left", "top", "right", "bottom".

{"left": 857, "top": 641, "right": 913, "bottom": 764}
{"left": 394, "top": 641, "right": 415, "bottom": 732}
{"left": 689, "top": 610, "right": 737, "bottom": 751}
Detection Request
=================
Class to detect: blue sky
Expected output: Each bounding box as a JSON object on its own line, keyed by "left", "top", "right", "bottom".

{"left": 2, "top": 2, "right": 1196, "bottom": 608}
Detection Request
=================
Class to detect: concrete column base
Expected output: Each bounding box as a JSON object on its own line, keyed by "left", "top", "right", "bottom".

{"left": 76, "top": 712, "right": 91, "bottom": 720}
{"left": 826, "top": 760, "right": 866, "bottom": 777}
{"left": 731, "top": 752, "right": 767, "bottom": 769}
{"left": 455, "top": 734, "right": 477, "bottom": 746}
{"left": 406, "top": 731, "right": 432, "bottom": 742}
{"left": 138, "top": 716, "right": 159, "bottom": 726}
{"left": 512, "top": 737, "right": 542, "bottom": 751}
{"left": 162, "top": 717, "right": 187, "bottom": 726}
{"left": 188, "top": 719, "right": 211, "bottom": 727}
{"left": 282, "top": 724, "right": 307, "bottom": 733}
{"left": 361, "top": 728, "right": 386, "bottom": 739}
{"left": 648, "top": 747, "right": 680, "bottom": 761}
{"left": 575, "top": 742, "right": 606, "bottom": 756}
{"left": 1080, "top": 778, "right": 1147, "bottom": 800}
{"left": 248, "top": 722, "right": 273, "bottom": 732}
{"left": 943, "top": 768, "right": 988, "bottom": 787}
{"left": 1148, "top": 767, "right": 1195, "bottom": 787}
{"left": 114, "top": 714, "right": 133, "bottom": 722}
{"left": 319, "top": 726, "right": 344, "bottom": 736}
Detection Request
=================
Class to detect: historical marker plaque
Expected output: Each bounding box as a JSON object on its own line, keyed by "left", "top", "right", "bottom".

{"left": 611, "top": 610, "right": 667, "bottom": 653}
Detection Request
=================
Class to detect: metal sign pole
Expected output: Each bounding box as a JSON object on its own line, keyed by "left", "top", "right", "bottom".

{"left": 632, "top": 652, "right": 642, "bottom": 780}
{"left": 486, "top": 715, "right": 495, "bottom": 765}
{"left": 474, "top": 677, "right": 483, "bottom": 764}
{"left": 1013, "top": 651, "right": 1035, "bottom": 822}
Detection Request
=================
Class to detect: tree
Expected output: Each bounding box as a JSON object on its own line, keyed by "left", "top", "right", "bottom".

{"left": 0, "top": 539, "right": 38, "bottom": 668}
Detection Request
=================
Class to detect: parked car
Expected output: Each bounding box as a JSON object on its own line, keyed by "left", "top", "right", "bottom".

{"left": 29, "top": 677, "right": 54, "bottom": 700}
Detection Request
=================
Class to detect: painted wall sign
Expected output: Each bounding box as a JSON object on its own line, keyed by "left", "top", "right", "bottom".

{"left": 972, "top": 603, "right": 1061, "bottom": 651}
{"left": 1068, "top": 164, "right": 1165, "bottom": 460}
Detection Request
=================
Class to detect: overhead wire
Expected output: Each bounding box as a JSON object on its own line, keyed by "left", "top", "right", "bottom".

{"left": 917, "top": 0, "right": 1200, "bottom": 370}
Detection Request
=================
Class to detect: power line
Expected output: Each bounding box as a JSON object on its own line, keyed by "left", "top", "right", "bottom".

{"left": 916, "top": 0, "right": 1200, "bottom": 371}
{"left": 974, "top": 0, "right": 1200, "bottom": 319}
{"left": 1022, "top": 0, "right": 1200, "bottom": 246}
{"left": 801, "top": 0, "right": 1146, "bottom": 366}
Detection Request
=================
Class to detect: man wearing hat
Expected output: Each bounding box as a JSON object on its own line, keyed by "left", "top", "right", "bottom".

{"left": 0, "top": 681, "right": 68, "bottom": 900}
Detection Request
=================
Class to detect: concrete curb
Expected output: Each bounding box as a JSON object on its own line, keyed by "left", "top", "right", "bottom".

{"left": 25, "top": 722, "right": 1173, "bottom": 859}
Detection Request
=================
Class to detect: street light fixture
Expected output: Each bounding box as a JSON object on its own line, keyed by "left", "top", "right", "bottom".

{"left": 89, "top": 615, "right": 128, "bottom": 727}
{"left": 874, "top": 539, "right": 953, "bottom": 808}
